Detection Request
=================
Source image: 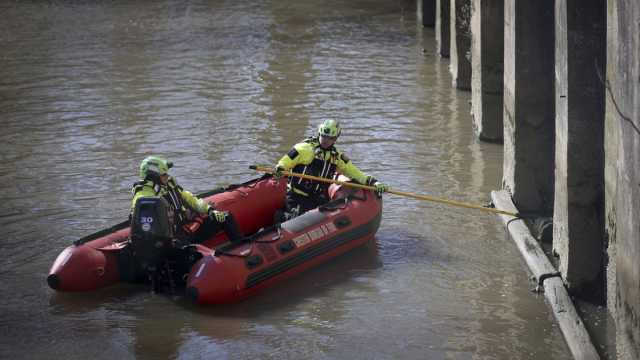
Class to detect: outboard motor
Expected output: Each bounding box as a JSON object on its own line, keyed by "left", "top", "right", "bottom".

{"left": 130, "top": 197, "right": 176, "bottom": 291}
{"left": 127, "top": 196, "right": 204, "bottom": 294}
{"left": 131, "top": 197, "right": 174, "bottom": 267}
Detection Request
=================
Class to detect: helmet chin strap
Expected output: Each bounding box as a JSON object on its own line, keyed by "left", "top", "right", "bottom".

{"left": 319, "top": 136, "right": 336, "bottom": 150}
{"left": 145, "top": 172, "right": 162, "bottom": 185}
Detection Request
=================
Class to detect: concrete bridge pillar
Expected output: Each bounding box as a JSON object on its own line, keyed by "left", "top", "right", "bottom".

{"left": 606, "top": 0, "right": 640, "bottom": 358}
{"left": 553, "top": 0, "right": 606, "bottom": 301}
{"left": 450, "top": 0, "right": 471, "bottom": 90}
{"left": 418, "top": 0, "right": 436, "bottom": 27}
{"left": 502, "top": 0, "right": 555, "bottom": 214}
{"left": 604, "top": 1, "right": 619, "bottom": 320}
{"left": 435, "top": 0, "right": 450, "bottom": 57}
{"left": 470, "top": 0, "right": 504, "bottom": 141}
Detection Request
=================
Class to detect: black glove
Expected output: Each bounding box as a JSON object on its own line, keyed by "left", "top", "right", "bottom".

{"left": 365, "top": 176, "right": 387, "bottom": 195}
{"left": 273, "top": 165, "right": 285, "bottom": 179}
{"left": 365, "top": 176, "right": 378, "bottom": 186}
{"left": 373, "top": 181, "right": 388, "bottom": 195}
{"left": 208, "top": 208, "right": 226, "bottom": 222}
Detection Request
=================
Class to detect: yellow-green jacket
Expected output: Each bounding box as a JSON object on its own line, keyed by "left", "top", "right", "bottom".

{"left": 130, "top": 177, "right": 210, "bottom": 224}
{"left": 277, "top": 137, "right": 375, "bottom": 197}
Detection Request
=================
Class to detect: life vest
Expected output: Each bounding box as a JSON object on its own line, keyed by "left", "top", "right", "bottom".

{"left": 290, "top": 138, "right": 339, "bottom": 198}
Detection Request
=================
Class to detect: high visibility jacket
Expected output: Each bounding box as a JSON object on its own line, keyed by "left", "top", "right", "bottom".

{"left": 130, "top": 177, "right": 210, "bottom": 225}
{"left": 277, "top": 137, "right": 374, "bottom": 197}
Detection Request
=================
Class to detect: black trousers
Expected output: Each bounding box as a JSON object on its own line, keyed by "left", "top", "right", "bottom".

{"left": 191, "top": 213, "right": 243, "bottom": 244}
{"left": 285, "top": 191, "right": 328, "bottom": 216}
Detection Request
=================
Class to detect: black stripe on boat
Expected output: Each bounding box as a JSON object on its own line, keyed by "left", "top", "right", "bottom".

{"left": 245, "top": 212, "right": 381, "bottom": 289}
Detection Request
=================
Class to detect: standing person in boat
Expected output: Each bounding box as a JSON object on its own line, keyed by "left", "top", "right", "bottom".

{"left": 131, "top": 156, "right": 244, "bottom": 244}
{"left": 274, "top": 119, "right": 388, "bottom": 218}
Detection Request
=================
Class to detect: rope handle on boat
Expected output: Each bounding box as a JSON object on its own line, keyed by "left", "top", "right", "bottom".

{"left": 252, "top": 226, "right": 282, "bottom": 243}
{"left": 318, "top": 196, "right": 350, "bottom": 212}
{"left": 214, "top": 225, "right": 283, "bottom": 259}
{"left": 214, "top": 245, "right": 254, "bottom": 258}
{"left": 250, "top": 165, "right": 519, "bottom": 217}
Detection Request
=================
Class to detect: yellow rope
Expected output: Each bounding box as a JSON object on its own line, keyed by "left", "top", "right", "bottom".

{"left": 250, "top": 165, "right": 519, "bottom": 217}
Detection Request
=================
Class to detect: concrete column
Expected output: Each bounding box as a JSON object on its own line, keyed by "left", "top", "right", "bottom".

{"left": 502, "top": 0, "right": 555, "bottom": 214}
{"left": 450, "top": 0, "right": 471, "bottom": 90}
{"left": 417, "top": 0, "right": 436, "bottom": 27}
{"left": 435, "top": 0, "right": 450, "bottom": 57}
{"left": 604, "top": 0, "right": 621, "bottom": 329}
{"left": 606, "top": 1, "right": 640, "bottom": 358}
{"left": 470, "top": 0, "right": 504, "bottom": 142}
{"left": 553, "top": 0, "right": 606, "bottom": 300}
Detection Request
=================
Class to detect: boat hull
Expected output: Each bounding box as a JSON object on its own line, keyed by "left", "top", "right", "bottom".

{"left": 48, "top": 175, "right": 382, "bottom": 305}
{"left": 48, "top": 176, "right": 287, "bottom": 292}
{"left": 186, "top": 186, "right": 382, "bottom": 304}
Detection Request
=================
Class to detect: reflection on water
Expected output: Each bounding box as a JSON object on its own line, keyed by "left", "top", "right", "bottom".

{"left": 0, "top": 0, "right": 571, "bottom": 359}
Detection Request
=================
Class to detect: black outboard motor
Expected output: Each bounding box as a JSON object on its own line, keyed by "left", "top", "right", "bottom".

{"left": 131, "top": 197, "right": 174, "bottom": 267}
{"left": 130, "top": 197, "right": 176, "bottom": 291}
{"left": 127, "top": 196, "right": 203, "bottom": 294}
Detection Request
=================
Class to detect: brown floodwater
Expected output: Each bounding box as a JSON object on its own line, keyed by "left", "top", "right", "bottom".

{"left": 0, "top": 1, "right": 572, "bottom": 359}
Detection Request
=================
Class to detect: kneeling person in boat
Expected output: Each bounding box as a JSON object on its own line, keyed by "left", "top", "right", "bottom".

{"left": 274, "top": 119, "right": 388, "bottom": 218}
{"left": 131, "top": 156, "right": 243, "bottom": 244}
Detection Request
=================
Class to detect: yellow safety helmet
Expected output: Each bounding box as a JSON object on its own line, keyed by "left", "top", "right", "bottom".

{"left": 139, "top": 156, "right": 173, "bottom": 179}
{"left": 318, "top": 119, "right": 341, "bottom": 138}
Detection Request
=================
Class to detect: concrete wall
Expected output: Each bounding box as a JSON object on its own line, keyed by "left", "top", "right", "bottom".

{"left": 449, "top": 0, "right": 471, "bottom": 90}
{"left": 606, "top": 1, "right": 640, "bottom": 358}
{"left": 502, "top": 0, "right": 555, "bottom": 214}
{"left": 418, "top": 0, "right": 436, "bottom": 27}
{"left": 553, "top": 0, "right": 606, "bottom": 301}
{"left": 435, "top": 0, "right": 450, "bottom": 57}
{"left": 470, "top": 0, "right": 503, "bottom": 142}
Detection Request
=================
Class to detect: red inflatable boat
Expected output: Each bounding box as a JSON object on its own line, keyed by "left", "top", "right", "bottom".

{"left": 48, "top": 175, "right": 382, "bottom": 304}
